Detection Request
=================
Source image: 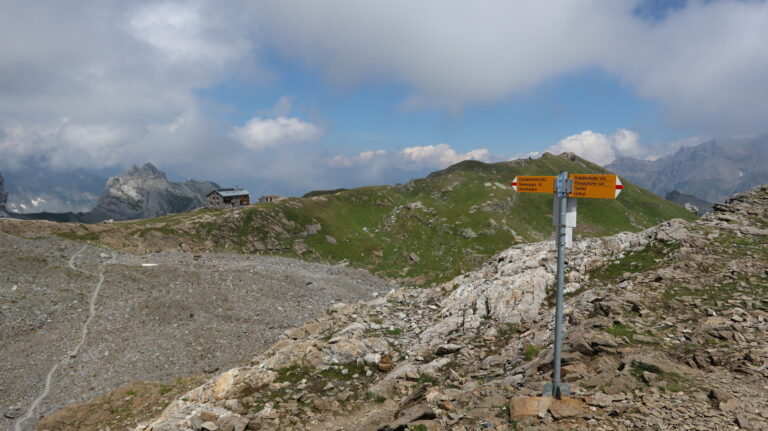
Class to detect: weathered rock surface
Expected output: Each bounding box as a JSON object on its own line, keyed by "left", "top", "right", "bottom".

{"left": 82, "top": 163, "right": 219, "bottom": 222}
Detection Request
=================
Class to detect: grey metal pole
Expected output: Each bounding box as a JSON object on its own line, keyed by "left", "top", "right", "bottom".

{"left": 551, "top": 171, "right": 569, "bottom": 397}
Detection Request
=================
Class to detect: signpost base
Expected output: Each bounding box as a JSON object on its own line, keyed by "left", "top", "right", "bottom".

{"left": 542, "top": 382, "right": 571, "bottom": 398}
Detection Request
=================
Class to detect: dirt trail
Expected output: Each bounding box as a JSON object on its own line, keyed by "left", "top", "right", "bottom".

{"left": 13, "top": 245, "right": 114, "bottom": 431}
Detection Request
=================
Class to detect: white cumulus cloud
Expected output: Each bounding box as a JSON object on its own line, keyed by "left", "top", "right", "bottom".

{"left": 545, "top": 129, "right": 643, "bottom": 166}
{"left": 398, "top": 144, "right": 489, "bottom": 169}
{"left": 230, "top": 117, "right": 323, "bottom": 151}
{"left": 544, "top": 129, "right": 706, "bottom": 166}
{"left": 328, "top": 149, "right": 387, "bottom": 167}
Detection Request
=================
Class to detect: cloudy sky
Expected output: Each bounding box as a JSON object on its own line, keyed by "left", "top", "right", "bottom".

{"left": 1, "top": 0, "right": 766, "bottom": 196}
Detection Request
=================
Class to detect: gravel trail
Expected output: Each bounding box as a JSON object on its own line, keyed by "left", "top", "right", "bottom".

{"left": 13, "top": 245, "right": 114, "bottom": 431}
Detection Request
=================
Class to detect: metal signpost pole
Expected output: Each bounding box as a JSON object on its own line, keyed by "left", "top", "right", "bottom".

{"left": 512, "top": 172, "right": 622, "bottom": 398}
{"left": 548, "top": 171, "right": 571, "bottom": 398}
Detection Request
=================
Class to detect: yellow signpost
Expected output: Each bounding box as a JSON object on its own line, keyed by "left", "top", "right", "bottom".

{"left": 509, "top": 171, "right": 623, "bottom": 398}
{"left": 511, "top": 174, "right": 622, "bottom": 199}
{"left": 569, "top": 174, "right": 623, "bottom": 199}
{"left": 510, "top": 176, "right": 555, "bottom": 194}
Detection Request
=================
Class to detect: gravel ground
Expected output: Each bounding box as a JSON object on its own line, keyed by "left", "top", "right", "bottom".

{"left": 0, "top": 230, "right": 396, "bottom": 431}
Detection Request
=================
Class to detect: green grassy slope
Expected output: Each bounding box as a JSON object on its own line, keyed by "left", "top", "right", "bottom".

{"left": 176, "top": 153, "right": 695, "bottom": 285}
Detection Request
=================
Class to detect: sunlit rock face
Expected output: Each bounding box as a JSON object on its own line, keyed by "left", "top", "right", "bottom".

{"left": 83, "top": 163, "right": 219, "bottom": 222}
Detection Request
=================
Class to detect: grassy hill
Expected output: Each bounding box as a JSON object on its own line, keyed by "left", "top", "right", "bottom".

{"left": 1, "top": 153, "right": 696, "bottom": 286}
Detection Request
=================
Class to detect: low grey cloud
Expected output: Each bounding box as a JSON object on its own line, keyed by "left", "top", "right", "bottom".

{"left": 545, "top": 129, "right": 645, "bottom": 166}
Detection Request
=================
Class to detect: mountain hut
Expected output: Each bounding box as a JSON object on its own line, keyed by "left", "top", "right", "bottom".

{"left": 207, "top": 188, "right": 250, "bottom": 208}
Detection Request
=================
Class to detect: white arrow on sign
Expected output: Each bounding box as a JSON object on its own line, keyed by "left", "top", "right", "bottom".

{"left": 511, "top": 176, "right": 518, "bottom": 192}
{"left": 615, "top": 177, "right": 623, "bottom": 198}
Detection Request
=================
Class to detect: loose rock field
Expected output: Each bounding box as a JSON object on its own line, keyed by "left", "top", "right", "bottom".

{"left": 0, "top": 231, "right": 394, "bottom": 431}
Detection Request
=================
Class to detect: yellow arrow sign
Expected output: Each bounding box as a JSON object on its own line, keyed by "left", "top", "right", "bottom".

{"left": 511, "top": 174, "right": 623, "bottom": 199}
{"left": 569, "top": 174, "right": 623, "bottom": 199}
{"left": 510, "top": 176, "right": 556, "bottom": 194}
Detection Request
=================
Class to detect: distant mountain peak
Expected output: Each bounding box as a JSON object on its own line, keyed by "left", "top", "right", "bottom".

{"left": 85, "top": 164, "right": 218, "bottom": 222}
{"left": 124, "top": 162, "right": 165, "bottom": 179}
{"left": 606, "top": 137, "right": 768, "bottom": 203}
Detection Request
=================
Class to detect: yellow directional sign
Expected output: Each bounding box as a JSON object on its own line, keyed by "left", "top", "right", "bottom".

{"left": 512, "top": 174, "right": 623, "bottom": 199}
{"left": 510, "top": 176, "right": 556, "bottom": 194}
{"left": 568, "top": 174, "right": 623, "bottom": 199}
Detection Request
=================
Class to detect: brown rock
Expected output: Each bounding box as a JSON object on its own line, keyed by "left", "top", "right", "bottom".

{"left": 378, "top": 354, "right": 395, "bottom": 372}
{"left": 292, "top": 240, "right": 311, "bottom": 255}
{"left": 396, "top": 384, "right": 429, "bottom": 418}
{"left": 719, "top": 398, "right": 742, "bottom": 413}
{"left": 561, "top": 362, "right": 588, "bottom": 380}
{"left": 641, "top": 371, "right": 658, "bottom": 384}
{"left": 736, "top": 413, "right": 752, "bottom": 430}
{"left": 573, "top": 339, "right": 596, "bottom": 356}
{"left": 548, "top": 397, "right": 588, "bottom": 419}
{"left": 585, "top": 392, "right": 613, "bottom": 408}
{"left": 709, "top": 388, "right": 731, "bottom": 402}
{"left": 284, "top": 327, "right": 305, "bottom": 340}
{"left": 603, "top": 375, "right": 637, "bottom": 395}
{"left": 509, "top": 396, "right": 554, "bottom": 417}
{"left": 313, "top": 398, "right": 339, "bottom": 411}
{"left": 384, "top": 405, "right": 437, "bottom": 430}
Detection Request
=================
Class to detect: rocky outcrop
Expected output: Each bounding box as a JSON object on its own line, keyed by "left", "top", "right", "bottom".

{"left": 665, "top": 190, "right": 712, "bottom": 216}
{"left": 4, "top": 163, "right": 218, "bottom": 223}
{"left": 135, "top": 185, "right": 767, "bottom": 431}
{"left": 0, "top": 170, "right": 8, "bottom": 217}
{"left": 82, "top": 163, "right": 219, "bottom": 222}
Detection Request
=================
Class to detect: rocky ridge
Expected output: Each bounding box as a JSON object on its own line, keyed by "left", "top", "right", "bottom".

{"left": 132, "top": 186, "right": 767, "bottom": 431}
{"left": 4, "top": 163, "right": 219, "bottom": 224}
{"left": 664, "top": 190, "right": 712, "bottom": 216}
{"left": 606, "top": 136, "right": 768, "bottom": 204}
